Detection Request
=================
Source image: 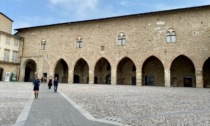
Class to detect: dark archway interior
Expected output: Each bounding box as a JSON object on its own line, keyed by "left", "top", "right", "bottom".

{"left": 142, "top": 56, "right": 164, "bottom": 86}
{"left": 203, "top": 58, "right": 210, "bottom": 88}
{"left": 24, "top": 60, "right": 36, "bottom": 82}
{"left": 0, "top": 68, "right": 4, "bottom": 81}
{"left": 74, "top": 59, "right": 89, "bottom": 84}
{"left": 94, "top": 58, "right": 111, "bottom": 84}
{"left": 117, "top": 57, "right": 136, "bottom": 85}
{"left": 170, "top": 55, "right": 195, "bottom": 87}
{"left": 54, "top": 59, "right": 68, "bottom": 83}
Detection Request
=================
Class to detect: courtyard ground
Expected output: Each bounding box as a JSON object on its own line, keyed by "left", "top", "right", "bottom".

{"left": 0, "top": 82, "right": 210, "bottom": 126}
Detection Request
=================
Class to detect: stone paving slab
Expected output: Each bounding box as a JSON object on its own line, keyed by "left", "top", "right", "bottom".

{"left": 23, "top": 85, "right": 118, "bottom": 126}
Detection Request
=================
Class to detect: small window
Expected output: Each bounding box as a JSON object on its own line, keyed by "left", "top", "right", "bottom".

{"left": 166, "top": 29, "right": 176, "bottom": 43}
{"left": 4, "top": 49, "right": 10, "bottom": 61}
{"left": 12, "top": 51, "right": 18, "bottom": 63}
{"left": 6, "top": 37, "right": 10, "bottom": 45}
{"left": 41, "top": 40, "right": 46, "bottom": 50}
{"left": 14, "top": 39, "right": 19, "bottom": 47}
{"left": 117, "top": 32, "right": 126, "bottom": 46}
{"left": 101, "top": 46, "right": 105, "bottom": 51}
{"left": 76, "top": 37, "right": 83, "bottom": 48}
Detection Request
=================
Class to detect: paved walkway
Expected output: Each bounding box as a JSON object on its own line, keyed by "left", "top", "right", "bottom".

{"left": 16, "top": 85, "right": 117, "bottom": 126}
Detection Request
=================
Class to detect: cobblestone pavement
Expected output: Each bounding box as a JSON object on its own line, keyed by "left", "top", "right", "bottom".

{"left": 1, "top": 82, "right": 210, "bottom": 126}
{"left": 59, "top": 84, "right": 210, "bottom": 126}
{"left": 0, "top": 82, "right": 32, "bottom": 126}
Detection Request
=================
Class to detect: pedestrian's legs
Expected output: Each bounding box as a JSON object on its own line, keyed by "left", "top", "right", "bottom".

{"left": 54, "top": 85, "right": 57, "bottom": 92}
{"left": 34, "top": 91, "right": 36, "bottom": 98}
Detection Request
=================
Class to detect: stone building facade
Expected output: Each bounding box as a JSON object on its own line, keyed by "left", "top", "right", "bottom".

{"left": 0, "top": 13, "right": 24, "bottom": 81}
{"left": 16, "top": 5, "right": 210, "bottom": 88}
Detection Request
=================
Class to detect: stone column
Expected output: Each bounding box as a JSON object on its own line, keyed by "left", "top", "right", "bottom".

{"left": 196, "top": 70, "right": 203, "bottom": 88}
{"left": 164, "top": 69, "right": 171, "bottom": 87}
{"left": 48, "top": 67, "right": 54, "bottom": 80}
{"left": 136, "top": 70, "right": 142, "bottom": 86}
{"left": 89, "top": 70, "right": 94, "bottom": 84}
{"left": 68, "top": 70, "right": 73, "bottom": 84}
{"left": 111, "top": 69, "right": 117, "bottom": 85}
{"left": 19, "top": 65, "right": 25, "bottom": 82}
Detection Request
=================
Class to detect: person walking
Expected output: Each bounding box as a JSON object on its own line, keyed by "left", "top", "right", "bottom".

{"left": 54, "top": 77, "right": 58, "bottom": 93}
{"left": 33, "top": 76, "right": 40, "bottom": 99}
{"left": 48, "top": 79, "right": 52, "bottom": 89}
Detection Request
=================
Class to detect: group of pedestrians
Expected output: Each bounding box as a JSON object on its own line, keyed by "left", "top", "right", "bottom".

{"left": 32, "top": 76, "right": 59, "bottom": 99}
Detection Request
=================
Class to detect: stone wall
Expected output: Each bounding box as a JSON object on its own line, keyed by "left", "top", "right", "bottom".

{"left": 17, "top": 6, "right": 210, "bottom": 87}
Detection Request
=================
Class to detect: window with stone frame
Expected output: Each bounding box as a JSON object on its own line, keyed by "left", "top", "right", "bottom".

{"left": 117, "top": 32, "right": 126, "bottom": 46}
{"left": 12, "top": 51, "right": 19, "bottom": 63}
{"left": 166, "top": 29, "right": 176, "bottom": 43}
{"left": 6, "top": 36, "right": 11, "bottom": 45}
{"left": 4, "top": 49, "right": 10, "bottom": 61}
{"left": 41, "top": 40, "right": 46, "bottom": 50}
{"left": 14, "top": 39, "right": 19, "bottom": 47}
{"left": 76, "top": 37, "right": 83, "bottom": 48}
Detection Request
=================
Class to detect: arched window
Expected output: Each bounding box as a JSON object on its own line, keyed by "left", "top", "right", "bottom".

{"left": 117, "top": 32, "right": 126, "bottom": 46}
{"left": 166, "top": 29, "right": 176, "bottom": 43}
{"left": 41, "top": 40, "right": 46, "bottom": 50}
{"left": 76, "top": 37, "right": 83, "bottom": 48}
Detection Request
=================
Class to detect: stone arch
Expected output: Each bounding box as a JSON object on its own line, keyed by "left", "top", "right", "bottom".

{"left": 54, "top": 58, "right": 69, "bottom": 83}
{"left": 73, "top": 58, "right": 89, "bottom": 84}
{"left": 117, "top": 57, "right": 136, "bottom": 85}
{"left": 94, "top": 57, "right": 111, "bottom": 84}
{"left": 0, "top": 67, "right": 4, "bottom": 81}
{"left": 170, "top": 55, "right": 196, "bottom": 87}
{"left": 203, "top": 57, "right": 210, "bottom": 88}
{"left": 142, "top": 56, "right": 164, "bottom": 86}
{"left": 24, "top": 59, "right": 37, "bottom": 82}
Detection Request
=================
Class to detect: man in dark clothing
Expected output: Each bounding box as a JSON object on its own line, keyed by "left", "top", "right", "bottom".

{"left": 33, "top": 76, "right": 40, "bottom": 98}
{"left": 54, "top": 77, "right": 58, "bottom": 92}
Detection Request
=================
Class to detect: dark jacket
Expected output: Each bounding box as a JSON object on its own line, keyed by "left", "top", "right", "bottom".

{"left": 48, "top": 79, "right": 52, "bottom": 86}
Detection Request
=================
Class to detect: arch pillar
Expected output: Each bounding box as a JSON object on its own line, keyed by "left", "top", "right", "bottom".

{"left": 48, "top": 66, "right": 54, "bottom": 80}
{"left": 196, "top": 69, "right": 203, "bottom": 88}
{"left": 111, "top": 68, "right": 117, "bottom": 85}
{"left": 165, "top": 69, "right": 171, "bottom": 87}
{"left": 136, "top": 70, "right": 142, "bottom": 86}
{"left": 19, "top": 65, "right": 25, "bottom": 82}
{"left": 89, "top": 70, "right": 94, "bottom": 84}
{"left": 68, "top": 70, "right": 73, "bottom": 84}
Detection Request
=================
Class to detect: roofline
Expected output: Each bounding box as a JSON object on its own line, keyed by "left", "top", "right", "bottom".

{"left": 0, "top": 12, "right": 13, "bottom": 22}
{"left": 0, "top": 31, "right": 23, "bottom": 39}
{"left": 15, "top": 4, "right": 210, "bottom": 31}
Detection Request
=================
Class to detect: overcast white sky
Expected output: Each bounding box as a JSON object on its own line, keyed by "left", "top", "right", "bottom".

{"left": 1, "top": 0, "right": 210, "bottom": 31}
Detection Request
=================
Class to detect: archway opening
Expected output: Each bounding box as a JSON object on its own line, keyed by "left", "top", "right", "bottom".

{"left": 73, "top": 59, "right": 89, "bottom": 84}
{"left": 54, "top": 59, "right": 68, "bottom": 83}
{"left": 142, "top": 56, "right": 164, "bottom": 86}
{"left": 203, "top": 58, "right": 210, "bottom": 88}
{"left": 170, "top": 55, "right": 195, "bottom": 87}
{"left": 117, "top": 57, "right": 136, "bottom": 85}
{"left": 94, "top": 58, "right": 111, "bottom": 84}
{"left": 24, "top": 60, "right": 36, "bottom": 82}
{"left": 0, "top": 67, "right": 4, "bottom": 81}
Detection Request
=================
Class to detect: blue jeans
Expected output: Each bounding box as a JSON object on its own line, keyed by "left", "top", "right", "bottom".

{"left": 54, "top": 85, "right": 58, "bottom": 92}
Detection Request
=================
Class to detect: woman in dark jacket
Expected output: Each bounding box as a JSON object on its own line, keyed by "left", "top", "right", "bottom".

{"left": 48, "top": 79, "right": 52, "bottom": 89}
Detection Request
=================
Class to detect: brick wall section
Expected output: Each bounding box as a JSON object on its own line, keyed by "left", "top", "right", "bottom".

{"left": 17, "top": 6, "right": 210, "bottom": 87}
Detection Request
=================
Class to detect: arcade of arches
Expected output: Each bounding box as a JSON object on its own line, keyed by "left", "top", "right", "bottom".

{"left": 21, "top": 56, "right": 210, "bottom": 88}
